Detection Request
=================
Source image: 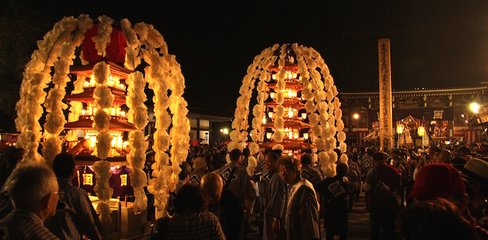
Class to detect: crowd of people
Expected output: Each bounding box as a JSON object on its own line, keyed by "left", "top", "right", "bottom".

{"left": 0, "top": 140, "right": 488, "bottom": 239}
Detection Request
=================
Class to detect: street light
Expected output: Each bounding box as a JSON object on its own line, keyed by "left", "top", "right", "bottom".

{"left": 353, "top": 113, "right": 360, "bottom": 120}
{"left": 470, "top": 102, "right": 481, "bottom": 114}
{"left": 220, "top": 128, "right": 229, "bottom": 135}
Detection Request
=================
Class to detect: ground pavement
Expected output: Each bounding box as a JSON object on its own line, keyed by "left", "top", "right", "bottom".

{"left": 246, "top": 192, "right": 371, "bottom": 240}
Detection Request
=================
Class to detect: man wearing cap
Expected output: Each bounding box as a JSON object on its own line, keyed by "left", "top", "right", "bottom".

{"left": 462, "top": 157, "right": 488, "bottom": 234}
{"left": 364, "top": 151, "right": 402, "bottom": 240}
{"left": 410, "top": 163, "right": 488, "bottom": 239}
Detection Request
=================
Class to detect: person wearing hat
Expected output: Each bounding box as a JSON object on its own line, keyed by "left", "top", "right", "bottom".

{"left": 462, "top": 157, "right": 488, "bottom": 232}
{"left": 409, "top": 163, "right": 488, "bottom": 239}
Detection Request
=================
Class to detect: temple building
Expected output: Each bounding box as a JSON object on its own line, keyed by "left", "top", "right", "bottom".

{"left": 339, "top": 85, "right": 488, "bottom": 147}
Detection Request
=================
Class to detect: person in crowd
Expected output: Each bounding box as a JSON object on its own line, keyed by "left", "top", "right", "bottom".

{"left": 404, "top": 153, "right": 421, "bottom": 206}
{"left": 167, "top": 163, "right": 191, "bottom": 216}
{"left": 241, "top": 147, "right": 251, "bottom": 168}
{"left": 360, "top": 147, "right": 375, "bottom": 181}
{"left": 279, "top": 156, "right": 320, "bottom": 240}
{"left": 318, "top": 162, "right": 351, "bottom": 240}
{"left": 262, "top": 151, "right": 286, "bottom": 240}
{"left": 164, "top": 184, "right": 225, "bottom": 240}
{"left": 399, "top": 197, "right": 480, "bottom": 240}
{"left": 451, "top": 145, "right": 471, "bottom": 171}
{"left": 409, "top": 163, "right": 488, "bottom": 239}
{"left": 50, "top": 152, "right": 102, "bottom": 240}
{"left": 461, "top": 157, "right": 488, "bottom": 230}
{"left": 0, "top": 147, "right": 24, "bottom": 219}
{"left": 215, "top": 148, "right": 256, "bottom": 240}
{"left": 270, "top": 144, "right": 284, "bottom": 158}
{"left": 428, "top": 146, "right": 441, "bottom": 162}
{"left": 200, "top": 172, "right": 223, "bottom": 217}
{"left": 300, "top": 153, "right": 323, "bottom": 189}
{"left": 364, "top": 151, "right": 402, "bottom": 240}
{"left": 347, "top": 154, "right": 362, "bottom": 203}
{"left": 434, "top": 149, "right": 452, "bottom": 164}
{"left": 0, "top": 147, "right": 24, "bottom": 189}
{"left": 0, "top": 163, "right": 60, "bottom": 239}
{"left": 251, "top": 149, "right": 267, "bottom": 232}
{"left": 190, "top": 156, "right": 208, "bottom": 185}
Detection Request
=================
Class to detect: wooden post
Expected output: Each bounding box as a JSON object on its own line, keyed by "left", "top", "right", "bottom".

{"left": 378, "top": 38, "right": 393, "bottom": 150}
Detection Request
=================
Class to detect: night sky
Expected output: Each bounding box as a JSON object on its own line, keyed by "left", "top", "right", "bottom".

{"left": 2, "top": 0, "right": 488, "bottom": 129}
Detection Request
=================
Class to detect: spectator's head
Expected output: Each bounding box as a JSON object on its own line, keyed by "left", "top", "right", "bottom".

{"left": 5, "top": 163, "right": 59, "bottom": 221}
{"left": 192, "top": 157, "right": 207, "bottom": 171}
{"left": 336, "top": 163, "right": 349, "bottom": 178}
{"left": 229, "top": 149, "right": 242, "bottom": 163}
{"left": 265, "top": 151, "right": 280, "bottom": 171}
{"left": 457, "top": 146, "right": 472, "bottom": 159}
{"left": 200, "top": 172, "right": 223, "bottom": 203}
{"left": 279, "top": 156, "right": 301, "bottom": 184}
{"left": 428, "top": 146, "right": 441, "bottom": 161}
{"left": 242, "top": 147, "right": 250, "bottom": 158}
{"left": 333, "top": 149, "right": 342, "bottom": 162}
{"left": 373, "top": 151, "right": 389, "bottom": 166}
{"left": 409, "top": 164, "right": 467, "bottom": 209}
{"left": 450, "top": 157, "right": 467, "bottom": 171}
{"left": 271, "top": 144, "right": 284, "bottom": 156}
{"left": 300, "top": 153, "right": 313, "bottom": 166}
{"left": 399, "top": 198, "right": 480, "bottom": 240}
{"left": 174, "top": 184, "right": 205, "bottom": 214}
{"left": 52, "top": 152, "right": 76, "bottom": 179}
{"left": 178, "top": 162, "right": 192, "bottom": 182}
{"left": 366, "top": 146, "right": 377, "bottom": 156}
{"left": 436, "top": 149, "right": 452, "bottom": 164}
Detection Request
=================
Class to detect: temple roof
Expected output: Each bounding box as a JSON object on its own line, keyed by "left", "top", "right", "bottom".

{"left": 65, "top": 117, "right": 136, "bottom": 131}
{"left": 70, "top": 61, "right": 132, "bottom": 79}
{"left": 65, "top": 87, "right": 127, "bottom": 105}
{"left": 260, "top": 141, "right": 312, "bottom": 150}
{"left": 339, "top": 86, "right": 487, "bottom": 99}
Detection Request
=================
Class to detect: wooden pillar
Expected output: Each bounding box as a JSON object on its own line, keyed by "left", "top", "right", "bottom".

{"left": 378, "top": 38, "right": 393, "bottom": 150}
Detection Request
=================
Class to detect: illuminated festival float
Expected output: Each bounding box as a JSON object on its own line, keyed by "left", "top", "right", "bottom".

{"left": 229, "top": 43, "right": 348, "bottom": 177}
{"left": 14, "top": 15, "right": 190, "bottom": 238}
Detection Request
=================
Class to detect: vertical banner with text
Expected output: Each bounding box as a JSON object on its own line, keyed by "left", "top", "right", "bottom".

{"left": 378, "top": 38, "right": 393, "bottom": 150}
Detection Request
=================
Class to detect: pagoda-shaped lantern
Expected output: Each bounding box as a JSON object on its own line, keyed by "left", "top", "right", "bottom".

{"left": 64, "top": 61, "right": 135, "bottom": 161}
{"left": 230, "top": 43, "right": 348, "bottom": 177}
{"left": 260, "top": 56, "right": 312, "bottom": 156}
{"left": 15, "top": 15, "right": 191, "bottom": 232}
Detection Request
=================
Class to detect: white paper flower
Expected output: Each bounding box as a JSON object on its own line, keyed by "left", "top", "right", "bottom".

{"left": 42, "top": 136, "right": 62, "bottom": 165}
{"left": 93, "top": 86, "right": 115, "bottom": 109}
{"left": 96, "top": 131, "right": 112, "bottom": 160}
{"left": 306, "top": 100, "right": 316, "bottom": 113}
{"left": 247, "top": 156, "right": 257, "bottom": 176}
{"left": 249, "top": 142, "right": 260, "bottom": 155}
{"left": 337, "top": 131, "right": 346, "bottom": 143}
{"left": 93, "top": 110, "right": 110, "bottom": 132}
